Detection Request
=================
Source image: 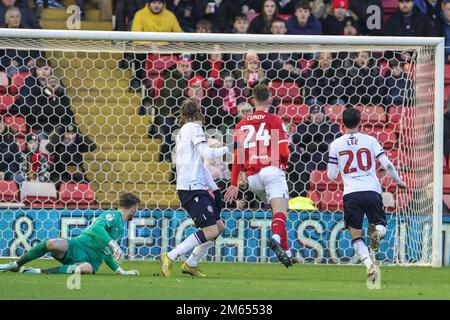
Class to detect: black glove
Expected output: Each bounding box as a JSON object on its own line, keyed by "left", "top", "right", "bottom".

{"left": 213, "top": 189, "right": 223, "bottom": 212}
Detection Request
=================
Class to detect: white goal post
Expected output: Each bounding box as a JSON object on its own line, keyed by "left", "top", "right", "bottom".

{"left": 0, "top": 29, "right": 444, "bottom": 267}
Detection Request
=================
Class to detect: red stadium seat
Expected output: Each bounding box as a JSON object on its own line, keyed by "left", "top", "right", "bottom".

{"left": 445, "top": 85, "right": 450, "bottom": 104}
{"left": 383, "top": 0, "right": 398, "bottom": 14}
{"left": 445, "top": 156, "right": 449, "bottom": 174}
{"left": 444, "top": 174, "right": 450, "bottom": 194}
{"left": 319, "top": 190, "right": 344, "bottom": 211}
{"left": 355, "top": 105, "right": 387, "bottom": 126}
{"left": 278, "top": 14, "right": 291, "bottom": 21}
{"left": 323, "top": 104, "right": 345, "bottom": 124}
{"left": 58, "top": 183, "right": 96, "bottom": 206}
{"left": 309, "top": 170, "right": 343, "bottom": 192}
{"left": 381, "top": 172, "right": 426, "bottom": 192}
{"left": 2, "top": 115, "right": 27, "bottom": 136}
{"left": 9, "top": 72, "right": 30, "bottom": 96}
{"left": 270, "top": 81, "right": 301, "bottom": 103}
{"left": 0, "top": 94, "right": 14, "bottom": 114}
{"left": 385, "top": 149, "right": 399, "bottom": 166}
{"left": 384, "top": 192, "right": 413, "bottom": 212}
{"left": 388, "top": 106, "right": 402, "bottom": 131}
{"left": 276, "top": 103, "right": 309, "bottom": 124}
{"left": 0, "top": 180, "right": 19, "bottom": 202}
{"left": 362, "top": 126, "right": 397, "bottom": 149}
{"left": 21, "top": 181, "right": 57, "bottom": 205}
{"left": 445, "top": 65, "right": 450, "bottom": 85}
{"left": 145, "top": 54, "right": 178, "bottom": 77}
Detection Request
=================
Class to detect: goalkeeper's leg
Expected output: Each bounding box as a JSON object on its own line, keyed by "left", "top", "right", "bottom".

{"left": 20, "top": 262, "right": 93, "bottom": 274}
{"left": 0, "top": 239, "right": 68, "bottom": 272}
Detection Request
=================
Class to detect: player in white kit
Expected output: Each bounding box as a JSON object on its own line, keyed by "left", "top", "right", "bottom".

{"left": 327, "top": 108, "right": 406, "bottom": 283}
{"left": 160, "top": 99, "right": 229, "bottom": 277}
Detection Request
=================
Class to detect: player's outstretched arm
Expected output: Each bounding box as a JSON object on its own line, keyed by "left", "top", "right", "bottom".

{"left": 378, "top": 154, "right": 407, "bottom": 189}
{"left": 196, "top": 142, "right": 229, "bottom": 160}
{"left": 105, "top": 253, "right": 140, "bottom": 275}
{"left": 327, "top": 143, "right": 339, "bottom": 180}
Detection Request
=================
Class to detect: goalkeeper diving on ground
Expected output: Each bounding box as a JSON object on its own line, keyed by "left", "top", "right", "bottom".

{"left": 0, "top": 193, "right": 141, "bottom": 275}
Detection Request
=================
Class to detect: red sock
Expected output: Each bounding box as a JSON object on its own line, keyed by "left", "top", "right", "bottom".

{"left": 271, "top": 212, "right": 287, "bottom": 250}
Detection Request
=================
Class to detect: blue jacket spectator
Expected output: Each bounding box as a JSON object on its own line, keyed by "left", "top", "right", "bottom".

{"left": 285, "top": 0, "right": 322, "bottom": 35}
{"left": 442, "top": 0, "right": 450, "bottom": 63}
{"left": 383, "top": 61, "right": 413, "bottom": 107}
{"left": 0, "top": 0, "right": 40, "bottom": 29}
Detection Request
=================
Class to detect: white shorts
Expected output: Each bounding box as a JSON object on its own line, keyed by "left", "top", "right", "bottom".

{"left": 247, "top": 166, "right": 289, "bottom": 203}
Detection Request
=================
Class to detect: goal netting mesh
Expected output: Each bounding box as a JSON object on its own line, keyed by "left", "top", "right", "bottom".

{"left": 0, "top": 34, "right": 440, "bottom": 266}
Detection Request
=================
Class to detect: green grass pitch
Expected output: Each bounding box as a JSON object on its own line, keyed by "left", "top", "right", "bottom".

{"left": 0, "top": 258, "right": 449, "bottom": 300}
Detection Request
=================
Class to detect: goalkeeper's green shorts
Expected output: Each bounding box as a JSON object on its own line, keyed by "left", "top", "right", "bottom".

{"left": 56, "top": 236, "right": 103, "bottom": 273}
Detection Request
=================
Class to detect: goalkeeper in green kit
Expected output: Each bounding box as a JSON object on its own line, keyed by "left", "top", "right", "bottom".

{"left": 0, "top": 193, "right": 141, "bottom": 275}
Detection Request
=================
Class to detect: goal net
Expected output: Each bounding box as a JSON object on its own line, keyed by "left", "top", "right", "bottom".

{"left": 0, "top": 30, "right": 443, "bottom": 267}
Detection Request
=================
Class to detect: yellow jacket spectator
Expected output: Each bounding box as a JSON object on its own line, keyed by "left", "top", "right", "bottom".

{"left": 129, "top": 0, "right": 182, "bottom": 92}
{"left": 131, "top": 0, "right": 182, "bottom": 33}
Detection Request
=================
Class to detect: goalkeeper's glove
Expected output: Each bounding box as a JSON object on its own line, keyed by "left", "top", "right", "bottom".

{"left": 116, "top": 267, "right": 140, "bottom": 276}
{"left": 213, "top": 188, "right": 223, "bottom": 212}
{"left": 108, "top": 240, "right": 124, "bottom": 265}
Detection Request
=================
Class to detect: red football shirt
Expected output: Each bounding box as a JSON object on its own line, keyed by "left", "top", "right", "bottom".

{"left": 231, "top": 110, "right": 290, "bottom": 185}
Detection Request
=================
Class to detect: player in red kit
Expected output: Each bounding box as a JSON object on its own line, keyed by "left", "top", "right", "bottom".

{"left": 224, "top": 84, "right": 293, "bottom": 267}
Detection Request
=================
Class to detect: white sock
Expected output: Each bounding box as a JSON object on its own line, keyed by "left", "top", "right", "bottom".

{"left": 11, "top": 262, "right": 18, "bottom": 268}
{"left": 167, "top": 233, "right": 202, "bottom": 261}
{"left": 272, "top": 234, "right": 281, "bottom": 243}
{"left": 353, "top": 239, "right": 372, "bottom": 269}
{"left": 186, "top": 241, "right": 213, "bottom": 268}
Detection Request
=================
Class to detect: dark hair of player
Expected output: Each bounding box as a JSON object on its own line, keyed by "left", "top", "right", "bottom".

{"left": 179, "top": 99, "right": 205, "bottom": 127}
{"left": 119, "top": 193, "right": 141, "bottom": 209}
{"left": 296, "top": 0, "right": 311, "bottom": 11}
{"left": 343, "top": 107, "right": 361, "bottom": 129}
{"left": 252, "top": 83, "right": 272, "bottom": 103}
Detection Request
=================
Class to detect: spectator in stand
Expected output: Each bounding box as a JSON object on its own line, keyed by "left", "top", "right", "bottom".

{"left": 349, "top": 0, "right": 383, "bottom": 35}
{"left": 129, "top": 0, "right": 182, "bottom": 92}
{"left": 213, "top": 0, "right": 249, "bottom": 33}
{"left": 11, "top": 58, "right": 52, "bottom": 117}
{"left": 0, "top": 0, "right": 40, "bottom": 28}
{"left": 32, "top": 76, "right": 74, "bottom": 140}
{"left": 195, "top": 18, "right": 213, "bottom": 33}
{"left": 442, "top": 0, "right": 450, "bottom": 63}
{"left": 414, "top": 0, "right": 443, "bottom": 34}
{"left": 262, "top": 19, "right": 303, "bottom": 83}
{"left": 285, "top": 0, "right": 322, "bottom": 35}
{"left": 321, "top": 0, "right": 359, "bottom": 35}
{"left": 341, "top": 16, "right": 360, "bottom": 35}
{"left": 290, "top": 105, "right": 341, "bottom": 195}
{"left": 149, "top": 54, "right": 193, "bottom": 161}
{"left": 192, "top": 45, "right": 226, "bottom": 88}
{"left": 0, "top": 7, "right": 41, "bottom": 76}
{"left": 115, "top": 0, "right": 147, "bottom": 30}
{"left": 233, "top": 13, "right": 250, "bottom": 33}
{"left": 0, "top": 116, "right": 24, "bottom": 184}
{"left": 248, "top": 0, "right": 278, "bottom": 34}
{"left": 237, "top": 52, "right": 267, "bottom": 100}
{"left": 344, "top": 51, "right": 383, "bottom": 107}
{"left": 382, "top": 60, "right": 412, "bottom": 107}
{"left": 19, "top": 133, "right": 51, "bottom": 183}
{"left": 171, "top": 0, "right": 196, "bottom": 32}
{"left": 207, "top": 72, "right": 244, "bottom": 130}
{"left": 304, "top": 52, "right": 346, "bottom": 106}
{"left": 384, "top": 0, "right": 438, "bottom": 36}
{"left": 224, "top": 14, "right": 250, "bottom": 72}
{"left": 46, "top": 124, "right": 96, "bottom": 185}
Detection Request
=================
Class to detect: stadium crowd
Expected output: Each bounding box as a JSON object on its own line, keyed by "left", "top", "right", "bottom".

{"left": 0, "top": 0, "right": 449, "bottom": 212}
